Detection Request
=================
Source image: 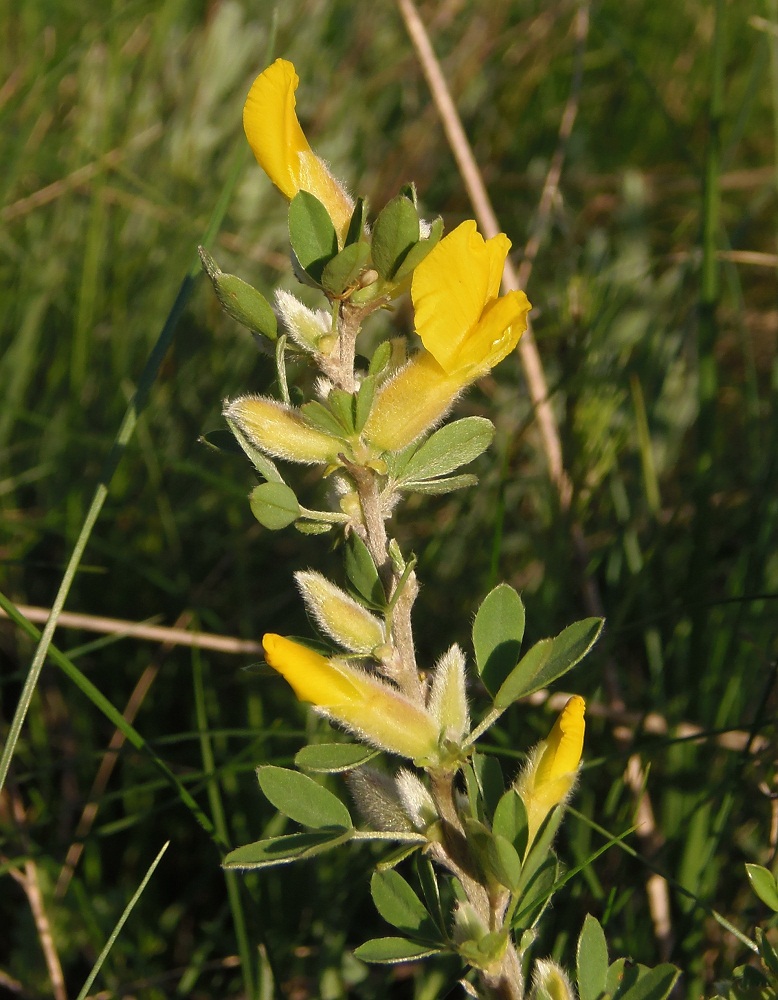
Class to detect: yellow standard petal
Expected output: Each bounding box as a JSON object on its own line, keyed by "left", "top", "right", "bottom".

{"left": 534, "top": 694, "right": 586, "bottom": 787}
{"left": 243, "top": 59, "right": 353, "bottom": 237}
{"left": 243, "top": 58, "right": 309, "bottom": 200}
{"left": 411, "top": 220, "right": 530, "bottom": 379}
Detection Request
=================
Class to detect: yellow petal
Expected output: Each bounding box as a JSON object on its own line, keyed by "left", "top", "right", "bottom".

{"left": 448, "top": 289, "right": 530, "bottom": 377}
{"left": 262, "top": 633, "right": 440, "bottom": 760}
{"left": 262, "top": 633, "right": 360, "bottom": 705}
{"left": 412, "top": 221, "right": 494, "bottom": 371}
{"left": 243, "top": 59, "right": 354, "bottom": 238}
{"left": 243, "top": 59, "right": 310, "bottom": 200}
{"left": 535, "top": 695, "right": 586, "bottom": 786}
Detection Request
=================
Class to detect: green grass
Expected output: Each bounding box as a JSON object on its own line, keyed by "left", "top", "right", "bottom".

{"left": 1, "top": 0, "right": 777, "bottom": 997}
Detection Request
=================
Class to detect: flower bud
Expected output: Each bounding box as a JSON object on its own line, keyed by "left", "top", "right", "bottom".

{"left": 346, "top": 767, "right": 414, "bottom": 832}
{"left": 295, "top": 570, "right": 385, "bottom": 654}
{"left": 427, "top": 644, "right": 470, "bottom": 745}
{"left": 275, "top": 289, "right": 331, "bottom": 353}
{"left": 262, "top": 634, "right": 441, "bottom": 762}
{"left": 516, "top": 695, "right": 585, "bottom": 846}
{"left": 529, "top": 960, "right": 576, "bottom": 1000}
{"left": 395, "top": 769, "right": 437, "bottom": 830}
{"left": 224, "top": 395, "right": 345, "bottom": 465}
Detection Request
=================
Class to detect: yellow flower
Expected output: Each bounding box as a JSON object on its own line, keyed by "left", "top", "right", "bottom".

{"left": 362, "top": 221, "right": 531, "bottom": 452}
{"left": 516, "top": 695, "right": 585, "bottom": 847}
{"left": 262, "top": 634, "right": 441, "bottom": 761}
{"left": 412, "top": 220, "right": 531, "bottom": 380}
{"left": 243, "top": 59, "right": 353, "bottom": 238}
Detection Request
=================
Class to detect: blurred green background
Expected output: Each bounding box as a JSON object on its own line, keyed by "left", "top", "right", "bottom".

{"left": 1, "top": 0, "right": 776, "bottom": 997}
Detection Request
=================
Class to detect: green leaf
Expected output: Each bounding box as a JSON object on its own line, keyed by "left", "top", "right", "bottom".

{"left": 757, "top": 927, "right": 778, "bottom": 978}
{"left": 345, "top": 533, "right": 386, "bottom": 608}
{"left": 345, "top": 196, "right": 367, "bottom": 246}
{"left": 495, "top": 617, "right": 604, "bottom": 709}
{"left": 321, "top": 241, "right": 372, "bottom": 297}
{"left": 399, "top": 474, "right": 477, "bottom": 495}
{"left": 463, "top": 816, "right": 520, "bottom": 889}
{"left": 223, "top": 829, "right": 349, "bottom": 869}
{"left": 224, "top": 417, "right": 285, "bottom": 484}
{"left": 288, "top": 191, "right": 339, "bottom": 282}
{"left": 354, "top": 937, "right": 442, "bottom": 964}
{"left": 371, "top": 194, "right": 420, "bottom": 279}
{"left": 492, "top": 789, "right": 529, "bottom": 859}
{"left": 577, "top": 914, "right": 609, "bottom": 1000}
{"left": 511, "top": 854, "right": 557, "bottom": 931}
{"left": 295, "top": 520, "right": 334, "bottom": 535}
{"left": 257, "top": 765, "right": 352, "bottom": 829}
{"left": 249, "top": 482, "right": 300, "bottom": 530}
{"left": 515, "top": 806, "right": 564, "bottom": 897}
{"left": 392, "top": 217, "right": 444, "bottom": 282}
{"left": 354, "top": 374, "right": 377, "bottom": 433}
{"left": 473, "top": 584, "right": 526, "bottom": 696}
{"left": 368, "top": 340, "right": 393, "bottom": 377}
{"left": 613, "top": 964, "right": 680, "bottom": 1000}
{"left": 416, "top": 855, "right": 446, "bottom": 934}
{"left": 473, "top": 753, "right": 504, "bottom": 821}
{"left": 370, "top": 870, "right": 441, "bottom": 942}
{"left": 328, "top": 389, "right": 357, "bottom": 434}
{"left": 300, "top": 400, "right": 350, "bottom": 437}
{"left": 489, "top": 834, "right": 522, "bottom": 891}
{"left": 746, "top": 863, "right": 778, "bottom": 912}
{"left": 400, "top": 417, "right": 495, "bottom": 483}
{"left": 295, "top": 743, "right": 379, "bottom": 773}
{"left": 606, "top": 958, "right": 628, "bottom": 998}
{"left": 198, "top": 247, "right": 278, "bottom": 340}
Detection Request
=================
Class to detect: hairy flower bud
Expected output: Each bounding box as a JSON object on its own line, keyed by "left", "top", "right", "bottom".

{"left": 295, "top": 570, "right": 385, "bottom": 654}
{"left": 224, "top": 395, "right": 345, "bottom": 465}
{"left": 427, "top": 644, "right": 470, "bottom": 745}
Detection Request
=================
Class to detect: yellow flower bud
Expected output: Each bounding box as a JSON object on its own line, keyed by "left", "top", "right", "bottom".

{"left": 294, "top": 570, "right": 385, "bottom": 654}
{"left": 262, "top": 634, "right": 441, "bottom": 761}
{"left": 516, "top": 695, "right": 585, "bottom": 846}
{"left": 243, "top": 59, "right": 354, "bottom": 239}
{"left": 224, "top": 395, "right": 345, "bottom": 465}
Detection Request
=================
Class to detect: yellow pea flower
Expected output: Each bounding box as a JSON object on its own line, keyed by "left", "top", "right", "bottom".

{"left": 362, "top": 221, "right": 531, "bottom": 452}
{"left": 243, "top": 59, "right": 354, "bottom": 239}
{"left": 262, "top": 634, "right": 441, "bottom": 762}
{"left": 412, "top": 220, "right": 531, "bottom": 379}
{"left": 516, "top": 695, "right": 585, "bottom": 847}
